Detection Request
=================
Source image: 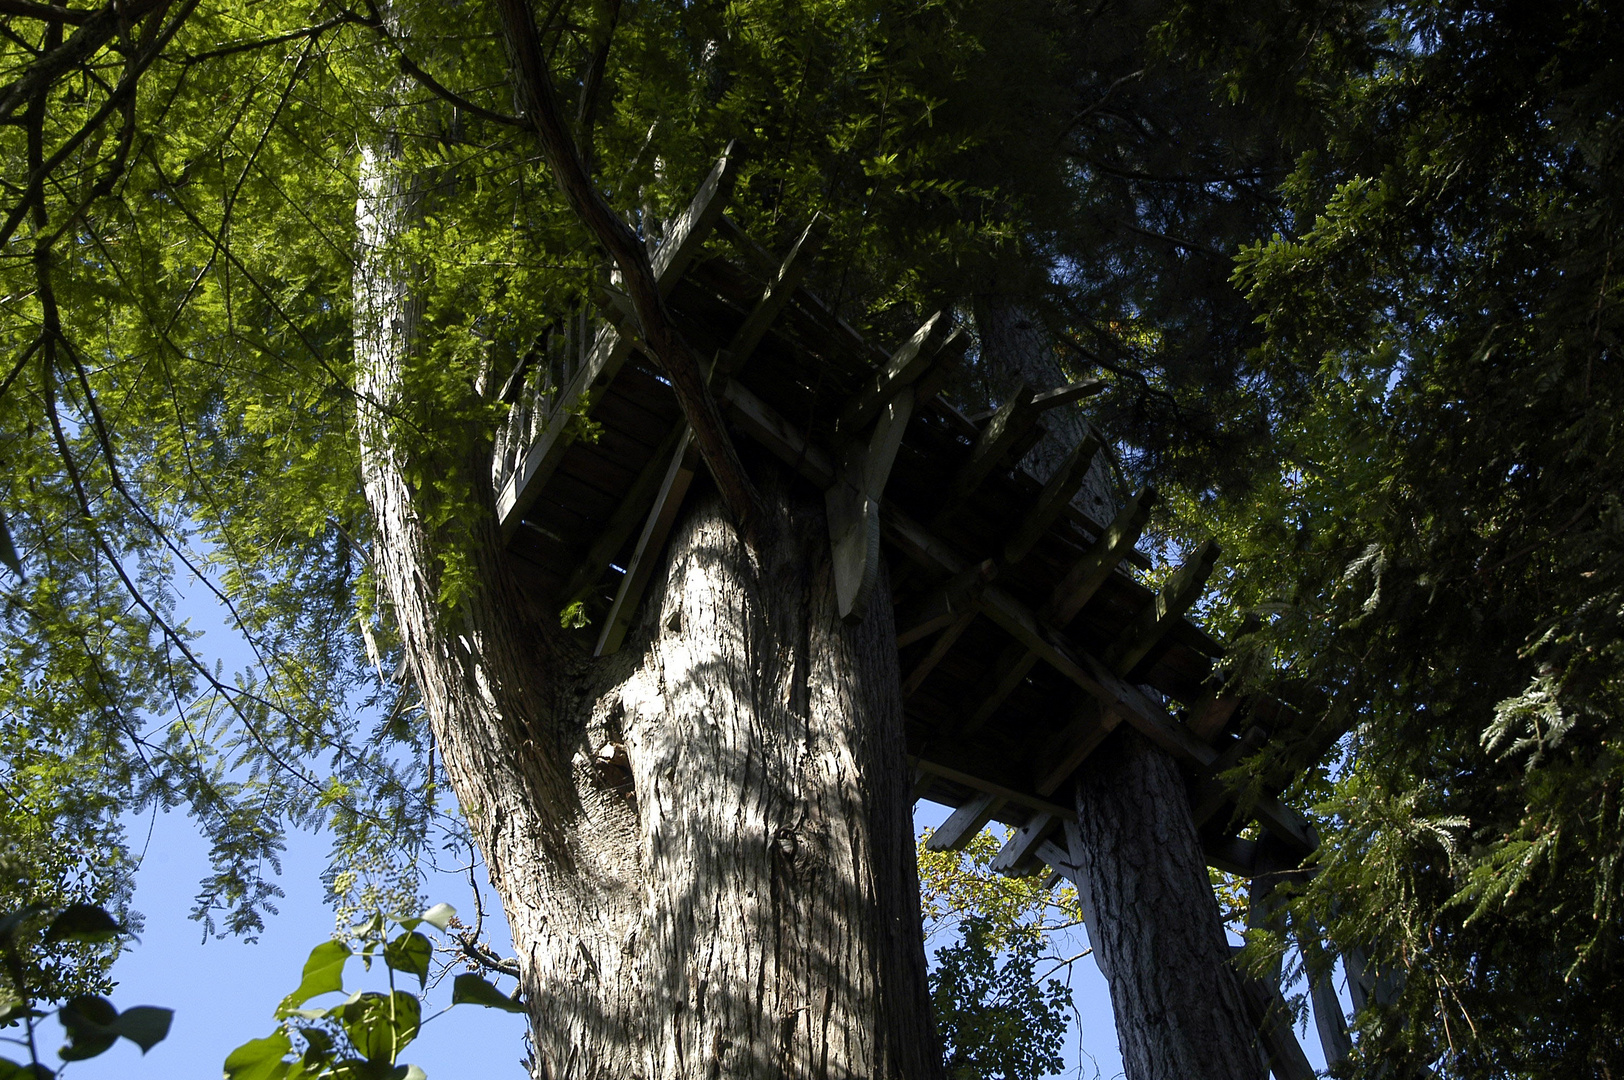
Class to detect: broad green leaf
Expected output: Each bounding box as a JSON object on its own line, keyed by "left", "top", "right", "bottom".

{"left": 277, "top": 941, "right": 352, "bottom": 1015}
{"left": 43, "top": 905, "right": 119, "bottom": 945}
{"left": 418, "top": 904, "right": 455, "bottom": 931}
{"left": 298, "top": 1025, "right": 334, "bottom": 1068}
{"left": 341, "top": 991, "right": 420, "bottom": 1064}
{"left": 449, "top": 974, "right": 526, "bottom": 1013}
{"left": 382, "top": 932, "right": 431, "bottom": 986}
{"left": 0, "top": 1059, "right": 53, "bottom": 1080}
{"left": 110, "top": 1006, "right": 173, "bottom": 1052}
{"left": 223, "top": 1032, "right": 293, "bottom": 1080}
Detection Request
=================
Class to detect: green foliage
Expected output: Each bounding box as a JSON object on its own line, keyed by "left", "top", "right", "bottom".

{"left": 0, "top": 903, "right": 171, "bottom": 1077}
{"left": 225, "top": 902, "right": 520, "bottom": 1080}
{"left": 917, "top": 827, "right": 1082, "bottom": 1078}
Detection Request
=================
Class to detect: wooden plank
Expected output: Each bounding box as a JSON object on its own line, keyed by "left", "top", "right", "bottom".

{"left": 718, "top": 378, "right": 836, "bottom": 487}
{"left": 1203, "top": 834, "right": 1259, "bottom": 877}
{"left": 901, "top": 608, "right": 976, "bottom": 698}
{"left": 717, "top": 214, "right": 827, "bottom": 376}
{"left": 925, "top": 791, "right": 1005, "bottom": 851}
{"left": 1034, "top": 696, "right": 1120, "bottom": 796}
{"left": 896, "top": 559, "right": 998, "bottom": 647}
{"left": 964, "top": 644, "right": 1039, "bottom": 733}
{"left": 1105, "top": 538, "right": 1222, "bottom": 676}
{"left": 826, "top": 386, "right": 915, "bottom": 622}
{"left": 1238, "top": 970, "right": 1317, "bottom": 1080}
{"left": 1042, "top": 486, "right": 1158, "bottom": 627}
{"left": 940, "top": 382, "right": 1040, "bottom": 510}
{"left": 1031, "top": 379, "right": 1105, "bottom": 411}
{"left": 912, "top": 757, "right": 1074, "bottom": 821}
{"left": 989, "top": 812, "right": 1057, "bottom": 874}
{"left": 560, "top": 422, "right": 688, "bottom": 603}
{"left": 835, "top": 312, "right": 955, "bottom": 435}
{"left": 1003, "top": 432, "right": 1102, "bottom": 566}
{"left": 593, "top": 432, "right": 699, "bottom": 657}
{"left": 497, "top": 149, "right": 738, "bottom": 541}
{"left": 1187, "top": 688, "right": 1244, "bottom": 743}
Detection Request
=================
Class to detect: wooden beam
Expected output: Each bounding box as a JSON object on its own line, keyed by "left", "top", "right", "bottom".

{"left": 1104, "top": 538, "right": 1222, "bottom": 677}
{"left": 940, "top": 382, "right": 1040, "bottom": 511}
{"left": 1187, "top": 687, "right": 1244, "bottom": 743}
{"left": 560, "top": 422, "right": 689, "bottom": 603}
{"left": 1042, "top": 486, "right": 1158, "bottom": 627}
{"left": 1202, "top": 834, "right": 1259, "bottom": 878}
{"left": 1031, "top": 379, "right": 1105, "bottom": 410}
{"left": 835, "top": 312, "right": 955, "bottom": 436}
{"left": 901, "top": 608, "right": 976, "bottom": 698}
{"left": 989, "top": 812, "right": 1057, "bottom": 874}
{"left": 827, "top": 386, "right": 915, "bottom": 622}
{"left": 1236, "top": 969, "right": 1317, "bottom": 1080}
{"left": 497, "top": 151, "right": 737, "bottom": 540}
{"left": 1190, "top": 727, "right": 1268, "bottom": 826}
{"left": 717, "top": 214, "right": 828, "bottom": 377}
{"left": 718, "top": 378, "right": 836, "bottom": 487}
{"left": 1034, "top": 696, "right": 1119, "bottom": 797}
{"left": 895, "top": 559, "right": 997, "bottom": 647}
{"left": 911, "top": 757, "right": 1074, "bottom": 821}
{"left": 1003, "top": 432, "right": 1103, "bottom": 566}
{"left": 964, "top": 642, "right": 1039, "bottom": 733}
{"left": 593, "top": 432, "right": 700, "bottom": 656}
{"left": 926, "top": 792, "right": 1005, "bottom": 852}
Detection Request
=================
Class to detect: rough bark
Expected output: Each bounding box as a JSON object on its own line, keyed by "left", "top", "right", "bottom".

{"left": 356, "top": 117, "right": 941, "bottom": 1080}
{"left": 1068, "top": 728, "right": 1265, "bottom": 1080}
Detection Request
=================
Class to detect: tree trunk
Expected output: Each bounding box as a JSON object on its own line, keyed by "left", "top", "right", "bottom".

{"left": 355, "top": 124, "right": 942, "bottom": 1080}
{"left": 1068, "top": 728, "right": 1265, "bottom": 1080}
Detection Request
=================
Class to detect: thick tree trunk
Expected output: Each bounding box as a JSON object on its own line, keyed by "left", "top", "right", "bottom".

{"left": 355, "top": 130, "right": 941, "bottom": 1080}
{"left": 1068, "top": 729, "right": 1265, "bottom": 1080}
{"left": 976, "top": 299, "right": 1263, "bottom": 1079}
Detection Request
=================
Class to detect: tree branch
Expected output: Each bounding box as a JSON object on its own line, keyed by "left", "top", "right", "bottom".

{"left": 492, "top": 0, "right": 761, "bottom": 537}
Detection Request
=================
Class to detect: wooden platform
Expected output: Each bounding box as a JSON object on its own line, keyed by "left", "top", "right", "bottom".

{"left": 491, "top": 150, "right": 1314, "bottom": 881}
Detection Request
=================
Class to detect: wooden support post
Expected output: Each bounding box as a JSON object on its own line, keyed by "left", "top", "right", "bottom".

{"left": 1202, "top": 834, "right": 1259, "bottom": 877}
{"left": 1237, "top": 970, "right": 1317, "bottom": 1080}
{"left": 835, "top": 312, "right": 956, "bottom": 436}
{"left": 926, "top": 792, "right": 1005, "bottom": 852}
{"left": 1030, "top": 379, "right": 1105, "bottom": 411}
{"left": 826, "top": 386, "right": 915, "bottom": 623}
{"left": 911, "top": 758, "right": 1074, "bottom": 821}
{"left": 497, "top": 150, "right": 739, "bottom": 540}
{"left": 1042, "top": 486, "right": 1159, "bottom": 627}
{"left": 718, "top": 378, "right": 836, "bottom": 486}
{"left": 1190, "top": 726, "right": 1269, "bottom": 826}
{"left": 593, "top": 432, "right": 700, "bottom": 657}
{"left": 1104, "top": 538, "right": 1222, "bottom": 677}
{"left": 989, "top": 812, "right": 1057, "bottom": 874}
{"left": 1003, "top": 432, "right": 1102, "bottom": 566}
{"left": 717, "top": 215, "right": 828, "bottom": 376}
{"left": 1034, "top": 696, "right": 1120, "bottom": 796}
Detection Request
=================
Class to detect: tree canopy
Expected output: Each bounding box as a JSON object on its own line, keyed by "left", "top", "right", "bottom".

{"left": 1, "top": 0, "right": 1619, "bottom": 1075}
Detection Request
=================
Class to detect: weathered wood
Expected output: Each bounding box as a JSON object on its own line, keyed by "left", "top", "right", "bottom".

{"left": 1202, "top": 834, "right": 1259, "bottom": 878}
{"left": 1034, "top": 696, "right": 1120, "bottom": 797}
{"left": 497, "top": 153, "right": 737, "bottom": 539}
{"left": 912, "top": 757, "right": 1074, "bottom": 821}
{"left": 718, "top": 377, "right": 836, "bottom": 487}
{"left": 1105, "top": 538, "right": 1223, "bottom": 676}
{"left": 1031, "top": 379, "right": 1105, "bottom": 411}
{"left": 900, "top": 608, "right": 976, "bottom": 698}
{"left": 989, "top": 812, "right": 1057, "bottom": 874}
{"left": 827, "top": 386, "right": 915, "bottom": 622}
{"left": 594, "top": 432, "right": 699, "bottom": 656}
{"left": 1042, "top": 485, "right": 1159, "bottom": 627}
{"left": 895, "top": 559, "right": 997, "bottom": 647}
{"left": 1237, "top": 968, "right": 1317, "bottom": 1080}
{"left": 1190, "top": 727, "right": 1269, "bottom": 826}
{"left": 1305, "top": 941, "right": 1353, "bottom": 1068}
{"left": 925, "top": 791, "right": 1005, "bottom": 852}
{"left": 940, "top": 382, "right": 1040, "bottom": 511}
{"left": 1188, "top": 688, "right": 1244, "bottom": 743}
{"left": 560, "top": 423, "right": 689, "bottom": 603}
{"left": 964, "top": 643, "right": 1039, "bottom": 732}
{"left": 835, "top": 312, "right": 955, "bottom": 436}
{"left": 718, "top": 214, "right": 828, "bottom": 376}
{"left": 1003, "top": 431, "right": 1102, "bottom": 565}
